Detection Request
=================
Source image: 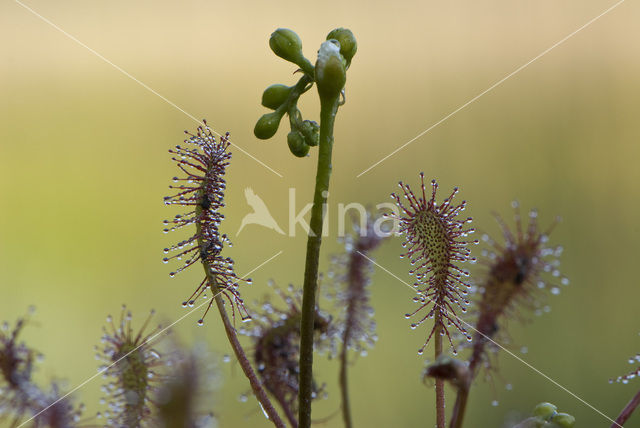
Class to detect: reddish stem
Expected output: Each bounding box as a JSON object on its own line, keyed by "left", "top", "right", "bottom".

{"left": 612, "top": 389, "right": 640, "bottom": 428}
{"left": 434, "top": 316, "right": 445, "bottom": 428}
{"left": 214, "top": 294, "right": 286, "bottom": 428}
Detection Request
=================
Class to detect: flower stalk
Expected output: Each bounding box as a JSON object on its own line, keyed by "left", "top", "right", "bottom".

{"left": 296, "top": 35, "right": 351, "bottom": 428}
{"left": 298, "top": 87, "right": 340, "bottom": 428}
{"left": 254, "top": 28, "right": 354, "bottom": 427}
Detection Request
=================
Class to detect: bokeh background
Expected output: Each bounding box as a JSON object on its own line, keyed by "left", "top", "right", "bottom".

{"left": 1, "top": 0, "right": 639, "bottom": 426}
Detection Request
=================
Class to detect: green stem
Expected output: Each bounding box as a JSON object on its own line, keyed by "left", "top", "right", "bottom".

{"left": 196, "top": 210, "right": 285, "bottom": 428}
{"left": 286, "top": 75, "right": 314, "bottom": 112}
{"left": 297, "top": 93, "right": 340, "bottom": 428}
{"left": 435, "top": 317, "right": 445, "bottom": 428}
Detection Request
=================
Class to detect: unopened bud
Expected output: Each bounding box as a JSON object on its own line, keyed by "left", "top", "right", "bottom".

{"left": 269, "top": 29, "right": 304, "bottom": 65}
{"left": 551, "top": 413, "right": 575, "bottom": 428}
{"left": 533, "top": 402, "right": 557, "bottom": 420}
{"left": 326, "top": 28, "right": 357, "bottom": 66}
{"left": 261, "top": 84, "right": 292, "bottom": 110}
{"left": 287, "top": 131, "right": 309, "bottom": 157}
{"left": 299, "top": 120, "right": 319, "bottom": 146}
{"left": 254, "top": 111, "right": 284, "bottom": 140}
{"left": 315, "top": 40, "right": 346, "bottom": 99}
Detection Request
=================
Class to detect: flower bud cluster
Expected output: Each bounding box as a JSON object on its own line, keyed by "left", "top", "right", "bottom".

{"left": 513, "top": 402, "right": 575, "bottom": 428}
{"left": 254, "top": 28, "right": 356, "bottom": 157}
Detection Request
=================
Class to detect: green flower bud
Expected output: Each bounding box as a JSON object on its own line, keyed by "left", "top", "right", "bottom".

{"left": 551, "top": 413, "right": 575, "bottom": 428}
{"left": 287, "top": 131, "right": 309, "bottom": 157}
{"left": 326, "top": 28, "right": 357, "bottom": 66}
{"left": 269, "top": 29, "right": 304, "bottom": 65}
{"left": 254, "top": 111, "right": 284, "bottom": 140}
{"left": 315, "top": 40, "right": 346, "bottom": 99}
{"left": 261, "top": 84, "right": 292, "bottom": 110}
{"left": 533, "top": 402, "right": 557, "bottom": 420}
{"left": 299, "top": 120, "right": 319, "bottom": 146}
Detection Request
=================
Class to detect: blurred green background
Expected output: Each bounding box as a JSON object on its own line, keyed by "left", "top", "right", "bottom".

{"left": 1, "top": 0, "right": 639, "bottom": 426}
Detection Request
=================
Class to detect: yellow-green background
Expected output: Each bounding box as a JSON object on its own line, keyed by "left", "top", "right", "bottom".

{"left": 1, "top": 1, "right": 639, "bottom": 426}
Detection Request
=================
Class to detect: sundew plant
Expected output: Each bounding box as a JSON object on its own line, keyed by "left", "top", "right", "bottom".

{"left": 2, "top": 15, "right": 639, "bottom": 428}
